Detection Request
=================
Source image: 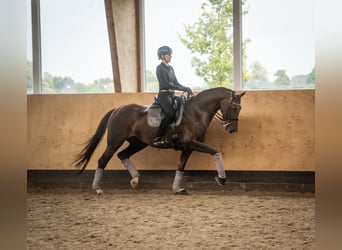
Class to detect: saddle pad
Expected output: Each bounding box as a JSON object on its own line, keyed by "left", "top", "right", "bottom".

{"left": 147, "top": 99, "right": 184, "bottom": 128}
{"left": 147, "top": 107, "right": 162, "bottom": 127}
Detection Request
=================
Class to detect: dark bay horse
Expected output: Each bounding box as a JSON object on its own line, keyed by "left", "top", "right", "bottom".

{"left": 73, "top": 87, "right": 246, "bottom": 195}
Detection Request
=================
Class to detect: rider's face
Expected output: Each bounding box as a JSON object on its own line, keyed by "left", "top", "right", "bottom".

{"left": 163, "top": 54, "right": 172, "bottom": 63}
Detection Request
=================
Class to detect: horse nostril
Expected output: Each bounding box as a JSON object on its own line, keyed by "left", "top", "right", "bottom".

{"left": 225, "top": 123, "right": 232, "bottom": 132}
{"left": 228, "top": 124, "right": 236, "bottom": 133}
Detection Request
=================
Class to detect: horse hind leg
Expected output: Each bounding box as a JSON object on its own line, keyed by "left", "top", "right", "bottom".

{"left": 92, "top": 143, "right": 121, "bottom": 194}
{"left": 173, "top": 150, "right": 192, "bottom": 195}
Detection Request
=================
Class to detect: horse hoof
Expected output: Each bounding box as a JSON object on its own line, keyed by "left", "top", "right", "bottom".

{"left": 175, "top": 189, "right": 188, "bottom": 195}
{"left": 215, "top": 176, "right": 226, "bottom": 186}
{"left": 95, "top": 189, "right": 104, "bottom": 195}
{"left": 130, "top": 177, "right": 139, "bottom": 189}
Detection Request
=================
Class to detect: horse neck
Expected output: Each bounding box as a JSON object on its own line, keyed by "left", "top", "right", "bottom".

{"left": 188, "top": 88, "right": 233, "bottom": 123}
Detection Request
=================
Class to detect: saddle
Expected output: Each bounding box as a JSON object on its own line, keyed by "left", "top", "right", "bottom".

{"left": 147, "top": 95, "right": 187, "bottom": 127}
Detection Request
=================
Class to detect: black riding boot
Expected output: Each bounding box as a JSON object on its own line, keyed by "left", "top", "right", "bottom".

{"left": 153, "top": 114, "right": 173, "bottom": 146}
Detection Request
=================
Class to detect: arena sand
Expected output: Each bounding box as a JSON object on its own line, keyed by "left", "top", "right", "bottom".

{"left": 27, "top": 188, "right": 315, "bottom": 249}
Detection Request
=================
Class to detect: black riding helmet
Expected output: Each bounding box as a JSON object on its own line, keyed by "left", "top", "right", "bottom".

{"left": 157, "top": 46, "right": 173, "bottom": 59}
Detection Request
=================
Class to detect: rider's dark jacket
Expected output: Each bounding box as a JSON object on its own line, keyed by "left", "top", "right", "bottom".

{"left": 156, "top": 63, "right": 187, "bottom": 92}
{"left": 155, "top": 63, "right": 187, "bottom": 139}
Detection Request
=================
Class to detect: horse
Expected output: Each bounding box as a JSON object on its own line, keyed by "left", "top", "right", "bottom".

{"left": 73, "top": 87, "right": 246, "bottom": 195}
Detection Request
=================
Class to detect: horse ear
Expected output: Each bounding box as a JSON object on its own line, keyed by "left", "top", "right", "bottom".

{"left": 239, "top": 91, "right": 246, "bottom": 97}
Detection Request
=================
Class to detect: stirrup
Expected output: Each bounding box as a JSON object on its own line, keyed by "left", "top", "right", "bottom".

{"left": 153, "top": 137, "right": 167, "bottom": 147}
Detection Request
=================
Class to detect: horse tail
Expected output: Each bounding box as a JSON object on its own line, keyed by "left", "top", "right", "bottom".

{"left": 73, "top": 109, "right": 115, "bottom": 173}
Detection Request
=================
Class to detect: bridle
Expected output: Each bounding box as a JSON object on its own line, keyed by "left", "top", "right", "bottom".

{"left": 215, "top": 99, "right": 241, "bottom": 130}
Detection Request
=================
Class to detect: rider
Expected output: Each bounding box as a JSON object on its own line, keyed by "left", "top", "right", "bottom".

{"left": 153, "top": 46, "right": 193, "bottom": 147}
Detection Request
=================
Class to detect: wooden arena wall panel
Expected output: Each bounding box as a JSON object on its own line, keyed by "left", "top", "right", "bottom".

{"left": 27, "top": 90, "right": 314, "bottom": 171}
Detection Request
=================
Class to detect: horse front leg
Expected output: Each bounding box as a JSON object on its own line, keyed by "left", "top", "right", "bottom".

{"left": 189, "top": 140, "right": 226, "bottom": 186}
{"left": 117, "top": 138, "right": 148, "bottom": 189}
{"left": 173, "top": 150, "right": 192, "bottom": 195}
{"left": 121, "top": 159, "right": 140, "bottom": 188}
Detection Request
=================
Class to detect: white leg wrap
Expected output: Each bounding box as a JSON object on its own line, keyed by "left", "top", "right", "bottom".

{"left": 213, "top": 153, "right": 226, "bottom": 178}
{"left": 92, "top": 168, "right": 104, "bottom": 190}
{"left": 122, "top": 159, "right": 140, "bottom": 178}
{"left": 172, "top": 171, "right": 184, "bottom": 193}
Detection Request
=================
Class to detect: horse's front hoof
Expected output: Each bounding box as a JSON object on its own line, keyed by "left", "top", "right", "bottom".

{"left": 130, "top": 177, "right": 139, "bottom": 189}
{"left": 175, "top": 189, "right": 188, "bottom": 195}
{"left": 95, "top": 189, "right": 104, "bottom": 195}
{"left": 215, "top": 176, "right": 226, "bottom": 186}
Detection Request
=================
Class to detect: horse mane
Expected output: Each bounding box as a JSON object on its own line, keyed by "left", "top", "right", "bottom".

{"left": 195, "top": 87, "right": 234, "bottom": 97}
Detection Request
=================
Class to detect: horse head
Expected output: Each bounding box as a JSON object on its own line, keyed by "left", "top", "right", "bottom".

{"left": 219, "top": 91, "right": 246, "bottom": 133}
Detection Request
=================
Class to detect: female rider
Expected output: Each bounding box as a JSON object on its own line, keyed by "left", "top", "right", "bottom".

{"left": 153, "top": 46, "right": 193, "bottom": 146}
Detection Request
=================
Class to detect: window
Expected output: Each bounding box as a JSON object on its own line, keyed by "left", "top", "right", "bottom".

{"left": 28, "top": 0, "right": 113, "bottom": 94}
{"left": 28, "top": 0, "right": 315, "bottom": 93}
{"left": 143, "top": 0, "right": 315, "bottom": 91}
{"left": 143, "top": 0, "right": 207, "bottom": 92}
{"left": 27, "top": 0, "right": 33, "bottom": 94}
{"left": 242, "top": 0, "right": 315, "bottom": 89}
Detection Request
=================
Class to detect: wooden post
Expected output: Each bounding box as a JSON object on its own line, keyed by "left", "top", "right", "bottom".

{"left": 135, "top": 0, "right": 142, "bottom": 92}
{"left": 104, "top": 0, "right": 121, "bottom": 93}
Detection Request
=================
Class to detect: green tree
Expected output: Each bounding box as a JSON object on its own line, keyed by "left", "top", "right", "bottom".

{"left": 42, "top": 72, "right": 54, "bottom": 92}
{"left": 27, "top": 66, "right": 115, "bottom": 93}
{"left": 306, "top": 67, "right": 315, "bottom": 86}
{"left": 42, "top": 73, "right": 75, "bottom": 93}
{"left": 244, "top": 61, "right": 269, "bottom": 89}
{"left": 179, "top": 0, "right": 249, "bottom": 88}
{"left": 27, "top": 61, "right": 33, "bottom": 93}
{"left": 53, "top": 76, "right": 74, "bottom": 91}
{"left": 274, "top": 69, "right": 290, "bottom": 87}
{"left": 145, "top": 70, "right": 158, "bottom": 92}
{"left": 73, "top": 82, "right": 89, "bottom": 92}
{"left": 92, "top": 77, "right": 114, "bottom": 92}
{"left": 291, "top": 74, "right": 308, "bottom": 88}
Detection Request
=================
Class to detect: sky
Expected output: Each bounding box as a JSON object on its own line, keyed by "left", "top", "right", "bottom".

{"left": 27, "top": 0, "right": 112, "bottom": 84}
{"left": 144, "top": 0, "right": 205, "bottom": 87}
{"left": 243, "top": 0, "right": 314, "bottom": 81}
{"left": 27, "top": 0, "right": 314, "bottom": 87}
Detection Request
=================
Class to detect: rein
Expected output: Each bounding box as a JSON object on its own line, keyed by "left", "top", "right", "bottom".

{"left": 214, "top": 113, "right": 238, "bottom": 128}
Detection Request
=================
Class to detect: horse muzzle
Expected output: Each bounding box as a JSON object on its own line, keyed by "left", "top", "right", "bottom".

{"left": 225, "top": 123, "right": 237, "bottom": 133}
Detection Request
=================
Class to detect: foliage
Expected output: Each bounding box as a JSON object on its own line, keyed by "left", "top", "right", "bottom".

{"left": 144, "top": 70, "right": 158, "bottom": 92}
{"left": 27, "top": 61, "right": 33, "bottom": 93}
{"left": 179, "top": 0, "right": 314, "bottom": 90}
{"left": 179, "top": 0, "right": 249, "bottom": 88}
{"left": 306, "top": 68, "right": 315, "bottom": 85}
{"left": 274, "top": 69, "right": 290, "bottom": 86}
{"left": 243, "top": 61, "right": 315, "bottom": 89}
{"left": 42, "top": 72, "right": 75, "bottom": 92}
{"left": 26, "top": 61, "right": 114, "bottom": 93}
{"left": 244, "top": 61, "right": 269, "bottom": 89}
